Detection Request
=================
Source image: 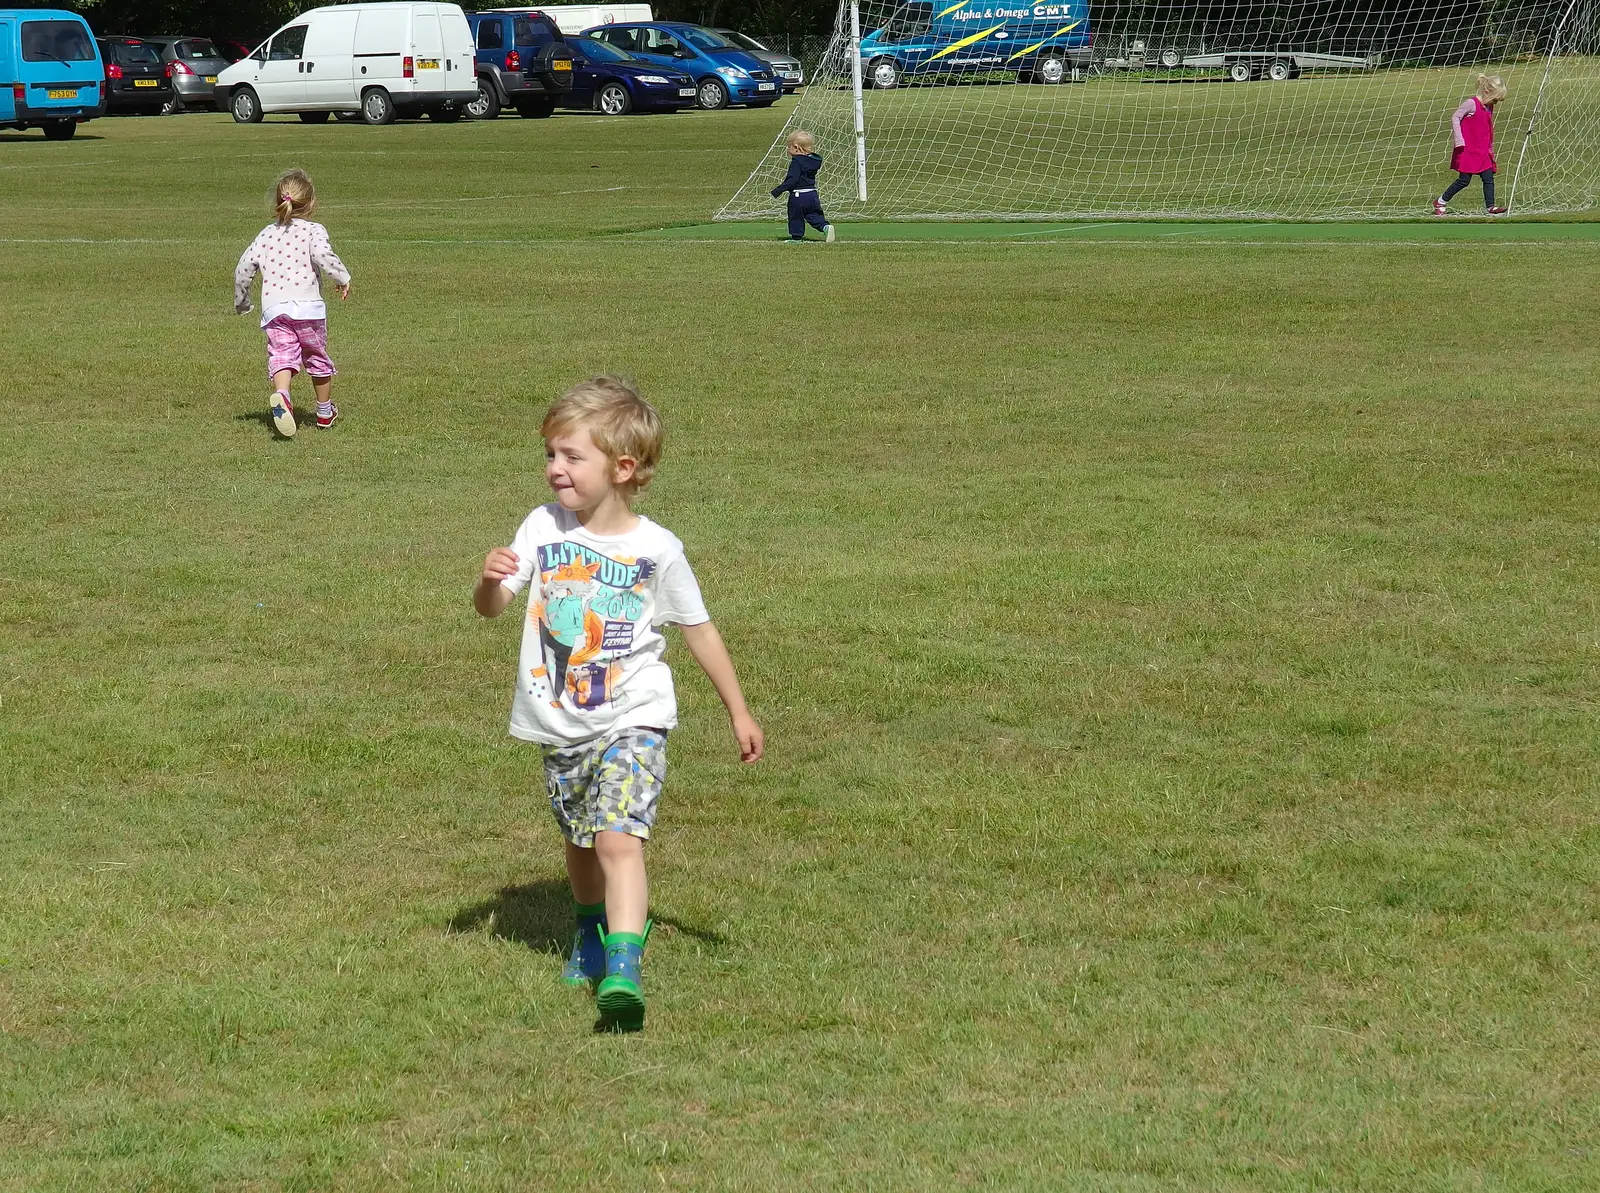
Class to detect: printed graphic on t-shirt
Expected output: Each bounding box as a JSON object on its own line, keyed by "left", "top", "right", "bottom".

{"left": 528, "top": 542, "right": 657, "bottom": 712}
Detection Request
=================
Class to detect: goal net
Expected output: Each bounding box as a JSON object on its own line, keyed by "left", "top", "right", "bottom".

{"left": 718, "top": 0, "right": 1600, "bottom": 220}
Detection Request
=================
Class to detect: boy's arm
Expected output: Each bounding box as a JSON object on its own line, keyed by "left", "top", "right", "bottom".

{"left": 678, "top": 620, "right": 763, "bottom": 762}
{"left": 474, "top": 547, "right": 520, "bottom": 618}
{"left": 770, "top": 158, "right": 800, "bottom": 198}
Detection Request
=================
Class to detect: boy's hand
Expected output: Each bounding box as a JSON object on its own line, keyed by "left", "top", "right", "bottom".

{"left": 481, "top": 547, "right": 519, "bottom": 585}
{"left": 769, "top": 186, "right": 782, "bottom": 198}
{"left": 732, "top": 710, "right": 764, "bottom": 763}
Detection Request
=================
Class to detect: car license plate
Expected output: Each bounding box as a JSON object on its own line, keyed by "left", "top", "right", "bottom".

{"left": 134, "top": 78, "right": 158, "bottom": 87}
{"left": 417, "top": 58, "right": 439, "bottom": 69}
{"left": 205, "top": 75, "right": 217, "bottom": 83}
{"left": 757, "top": 82, "right": 776, "bottom": 91}
{"left": 48, "top": 88, "right": 78, "bottom": 99}
{"left": 678, "top": 87, "right": 694, "bottom": 96}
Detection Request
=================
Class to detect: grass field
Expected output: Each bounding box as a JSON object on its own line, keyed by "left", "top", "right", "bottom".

{"left": 2, "top": 107, "right": 1599, "bottom": 1191}
{"left": 722, "top": 63, "right": 1600, "bottom": 220}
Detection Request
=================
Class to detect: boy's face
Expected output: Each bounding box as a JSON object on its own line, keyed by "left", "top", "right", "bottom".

{"left": 545, "top": 425, "right": 632, "bottom": 514}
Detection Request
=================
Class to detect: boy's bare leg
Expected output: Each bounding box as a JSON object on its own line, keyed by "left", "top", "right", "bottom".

{"left": 564, "top": 840, "right": 604, "bottom": 904}
{"left": 594, "top": 830, "right": 648, "bottom": 936}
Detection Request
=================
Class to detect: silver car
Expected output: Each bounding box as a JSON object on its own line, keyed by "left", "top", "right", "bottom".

{"left": 143, "top": 36, "right": 232, "bottom": 112}
{"left": 711, "top": 30, "right": 803, "bottom": 92}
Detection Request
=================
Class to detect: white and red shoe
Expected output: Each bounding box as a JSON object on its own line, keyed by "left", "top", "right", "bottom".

{"left": 1432, "top": 198, "right": 1449, "bottom": 217}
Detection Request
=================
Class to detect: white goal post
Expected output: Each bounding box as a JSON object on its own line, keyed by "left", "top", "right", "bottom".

{"left": 720, "top": 0, "right": 1600, "bottom": 220}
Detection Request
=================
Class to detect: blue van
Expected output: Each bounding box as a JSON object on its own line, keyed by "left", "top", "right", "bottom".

{"left": 582, "top": 22, "right": 778, "bottom": 110}
{"left": 858, "top": 0, "right": 1091, "bottom": 89}
{"left": 0, "top": 9, "right": 103, "bottom": 139}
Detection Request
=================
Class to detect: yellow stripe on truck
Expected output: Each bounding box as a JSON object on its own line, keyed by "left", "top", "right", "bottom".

{"left": 935, "top": 1, "right": 968, "bottom": 16}
{"left": 927, "top": 22, "right": 1007, "bottom": 62}
{"left": 1005, "top": 21, "right": 1082, "bottom": 62}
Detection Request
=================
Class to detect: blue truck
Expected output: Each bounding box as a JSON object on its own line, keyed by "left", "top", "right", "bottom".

{"left": 858, "top": 0, "right": 1091, "bottom": 88}
{"left": 0, "top": 9, "right": 103, "bottom": 140}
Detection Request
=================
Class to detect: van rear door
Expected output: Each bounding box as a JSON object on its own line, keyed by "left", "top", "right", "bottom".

{"left": 303, "top": 9, "right": 359, "bottom": 106}
{"left": 440, "top": 7, "right": 474, "bottom": 97}
{"left": 412, "top": 9, "right": 444, "bottom": 93}
{"left": 0, "top": 21, "right": 14, "bottom": 122}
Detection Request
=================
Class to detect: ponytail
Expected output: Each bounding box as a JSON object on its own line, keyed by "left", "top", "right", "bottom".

{"left": 270, "top": 168, "right": 317, "bottom": 227}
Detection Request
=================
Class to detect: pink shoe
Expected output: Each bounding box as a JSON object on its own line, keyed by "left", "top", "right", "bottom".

{"left": 316, "top": 402, "right": 339, "bottom": 430}
{"left": 1432, "top": 198, "right": 1448, "bottom": 217}
{"left": 1486, "top": 206, "right": 1508, "bottom": 215}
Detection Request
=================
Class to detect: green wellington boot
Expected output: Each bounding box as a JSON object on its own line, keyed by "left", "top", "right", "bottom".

{"left": 595, "top": 922, "right": 651, "bottom": 1032}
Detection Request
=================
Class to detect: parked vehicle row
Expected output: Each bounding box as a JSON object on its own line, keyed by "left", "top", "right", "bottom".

{"left": 3, "top": 2, "right": 804, "bottom": 140}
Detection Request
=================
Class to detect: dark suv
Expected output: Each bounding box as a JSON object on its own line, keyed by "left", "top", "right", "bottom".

{"left": 464, "top": 9, "right": 574, "bottom": 118}
{"left": 95, "top": 37, "right": 173, "bottom": 115}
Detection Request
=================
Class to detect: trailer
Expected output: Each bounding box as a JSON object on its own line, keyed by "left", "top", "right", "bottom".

{"left": 1181, "top": 50, "right": 1380, "bottom": 81}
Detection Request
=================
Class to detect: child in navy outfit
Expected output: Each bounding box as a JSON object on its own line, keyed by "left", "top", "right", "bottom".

{"left": 770, "top": 130, "right": 835, "bottom": 243}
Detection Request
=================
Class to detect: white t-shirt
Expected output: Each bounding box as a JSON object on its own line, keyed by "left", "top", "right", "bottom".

{"left": 501, "top": 504, "right": 709, "bottom": 746}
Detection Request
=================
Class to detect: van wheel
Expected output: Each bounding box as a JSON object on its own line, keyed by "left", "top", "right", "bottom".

{"left": 41, "top": 119, "right": 76, "bottom": 141}
{"left": 362, "top": 88, "right": 396, "bottom": 125}
{"left": 696, "top": 78, "right": 729, "bottom": 109}
{"left": 429, "top": 105, "right": 462, "bottom": 122}
{"left": 230, "top": 86, "right": 263, "bottom": 123}
{"left": 1035, "top": 55, "right": 1066, "bottom": 84}
{"left": 597, "top": 82, "right": 632, "bottom": 115}
{"left": 514, "top": 98, "right": 556, "bottom": 118}
{"left": 466, "top": 78, "right": 501, "bottom": 119}
{"left": 299, "top": 111, "right": 330, "bottom": 123}
{"left": 868, "top": 58, "right": 900, "bottom": 89}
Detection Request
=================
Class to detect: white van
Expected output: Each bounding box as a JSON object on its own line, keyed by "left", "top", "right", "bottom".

{"left": 219, "top": 2, "right": 475, "bottom": 125}
{"left": 523, "top": 5, "right": 653, "bottom": 36}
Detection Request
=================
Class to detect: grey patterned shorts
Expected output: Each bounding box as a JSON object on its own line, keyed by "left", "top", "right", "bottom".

{"left": 543, "top": 727, "right": 667, "bottom": 847}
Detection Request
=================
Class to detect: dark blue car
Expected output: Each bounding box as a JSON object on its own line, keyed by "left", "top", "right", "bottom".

{"left": 581, "top": 22, "right": 779, "bottom": 110}
{"left": 561, "top": 36, "right": 694, "bottom": 115}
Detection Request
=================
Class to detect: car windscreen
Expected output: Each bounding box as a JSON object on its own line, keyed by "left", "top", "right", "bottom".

{"left": 721, "top": 31, "right": 768, "bottom": 51}
{"left": 577, "top": 38, "right": 635, "bottom": 63}
{"left": 681, "top": 28, "right": 735, "bottom": 50}
{"left": 117, "top": 42, "right": 163, "bottom": 65}
{"left": 178, "top": 40, "right": 225, "bottom": 60}
{"left": 22, "top": 20, "right": 96, "bottom": 62}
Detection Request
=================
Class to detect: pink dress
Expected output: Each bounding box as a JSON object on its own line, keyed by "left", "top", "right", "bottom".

{"left": 1451, "top": 97, "right": 1496, "bottom": 174}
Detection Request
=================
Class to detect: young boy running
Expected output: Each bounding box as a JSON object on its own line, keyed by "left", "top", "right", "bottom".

{"left": 474, "top": 377, "right": 764, "bottom": 1032}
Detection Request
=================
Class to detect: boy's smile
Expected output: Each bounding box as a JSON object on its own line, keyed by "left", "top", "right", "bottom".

{"left": 545, "top": 427, "right": 637, "bottom": 530}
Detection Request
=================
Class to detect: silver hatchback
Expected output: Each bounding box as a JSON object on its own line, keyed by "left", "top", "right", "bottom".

{"left": 711, "top": 30, "right": 804, "bottom": 92}
{"left": 143, "top": 36, "right": 232, "bottom": 112}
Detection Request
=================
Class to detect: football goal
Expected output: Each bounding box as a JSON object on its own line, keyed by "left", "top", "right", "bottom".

{"left": 718, "top": 0, "right": 1600, "bottom": 220}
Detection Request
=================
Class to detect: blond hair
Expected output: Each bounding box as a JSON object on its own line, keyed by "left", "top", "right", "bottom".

{"left": 272, "top": 168, "right": 316, "bottom": 227}
{"left": 1477, "top": 74, "right": 1507, "bottom": 106}
{"left": 541, "top": 376, "right": 664, "bottom": 494}
{"left": 786, "top": 129, "right": 815, "bottom": 154}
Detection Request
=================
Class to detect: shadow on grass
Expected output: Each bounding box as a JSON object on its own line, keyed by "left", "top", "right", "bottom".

{"left": 447, "top": 879, "right": 727, "bottom": 954}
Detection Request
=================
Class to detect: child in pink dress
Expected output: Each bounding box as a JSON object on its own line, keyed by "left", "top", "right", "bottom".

{"left": 234, "top": 169, "right": 351, "bottom": 438}
{"left": 1435, "top": 75, "right": 1508, "bottom": 216}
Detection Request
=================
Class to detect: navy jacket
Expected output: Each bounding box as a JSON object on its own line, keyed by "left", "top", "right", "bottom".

{"left": 771, "top": 153, "right": 823, "bottom": 197}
